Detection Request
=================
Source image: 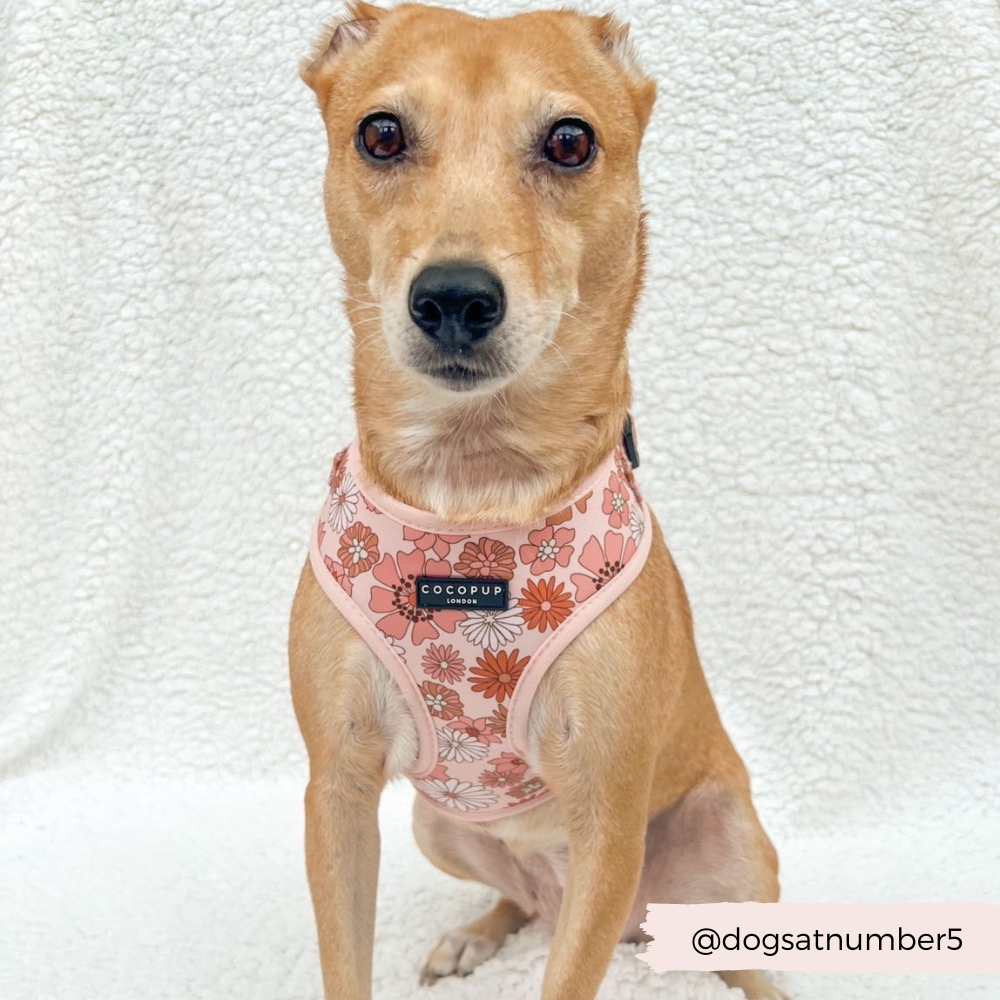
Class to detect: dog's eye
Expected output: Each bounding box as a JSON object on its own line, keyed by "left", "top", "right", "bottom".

{"left": 543, "top": 119, "right": 596, "bottom": 169}
{"left": 358, "top": 113, "right": 406, "bottom": 161}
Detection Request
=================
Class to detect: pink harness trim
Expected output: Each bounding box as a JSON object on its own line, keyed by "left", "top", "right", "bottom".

{"left": 307, "top": 437, "right": 652, "bottom": 821}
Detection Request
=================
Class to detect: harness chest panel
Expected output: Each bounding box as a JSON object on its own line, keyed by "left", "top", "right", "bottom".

{"left": 308, "top": 439, "right": 651, "bottom": 821}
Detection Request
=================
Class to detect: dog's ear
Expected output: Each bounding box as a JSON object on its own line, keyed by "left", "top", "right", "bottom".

{"left": 593, "top": 14, "right": 656, "bottom": 135}
{"left": 301, "top": 2, "right": 387, "bottom": 98}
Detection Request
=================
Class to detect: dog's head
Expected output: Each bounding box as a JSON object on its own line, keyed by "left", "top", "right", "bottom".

{"left": 303, "top": 2, "right": 655, "bottom": 398}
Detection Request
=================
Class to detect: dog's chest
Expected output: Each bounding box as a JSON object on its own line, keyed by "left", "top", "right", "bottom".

{"left": 462, "top": 812, "right": 571, "bottom": 929}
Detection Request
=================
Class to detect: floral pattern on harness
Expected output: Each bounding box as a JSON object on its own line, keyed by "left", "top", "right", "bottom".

{"left": 313, "top": 437, "right": 647, "bottom": 816}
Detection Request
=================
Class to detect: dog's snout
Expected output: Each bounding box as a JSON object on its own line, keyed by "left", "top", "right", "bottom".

{"left": 408, "top": 263, "right": 505, "bottom": 352}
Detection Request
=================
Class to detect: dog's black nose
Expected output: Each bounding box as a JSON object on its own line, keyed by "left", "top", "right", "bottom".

{"left": 408, "top": 263, "right": 505, "bottom": 351}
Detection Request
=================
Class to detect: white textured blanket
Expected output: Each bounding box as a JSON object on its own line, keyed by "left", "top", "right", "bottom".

{"left": 2, "top": 0, "right": 998, "bottom": 998}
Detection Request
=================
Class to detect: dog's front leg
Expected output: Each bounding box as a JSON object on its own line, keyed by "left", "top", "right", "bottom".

{"left": 305, "top": 775, "right": 381, "bottom": 1000}
{"left": 290, "top": 564, "right": 414, "bottom": 1000}
{"left": 533, "top": 670, "right": 658, "bottom": 1000}
{"left": 538, "top": 742, "right": 651, "bottom": 999}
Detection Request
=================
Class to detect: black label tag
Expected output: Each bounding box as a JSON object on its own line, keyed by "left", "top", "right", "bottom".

{"left": 415, "top": 577, "right": 509, "bottom": 610}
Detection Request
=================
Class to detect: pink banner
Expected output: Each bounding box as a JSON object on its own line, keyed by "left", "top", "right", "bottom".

{"left": 637, "top": 902, "right": 1000, "bottom": 973}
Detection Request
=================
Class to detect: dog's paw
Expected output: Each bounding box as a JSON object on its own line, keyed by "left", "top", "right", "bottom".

{"left": 419, "top": 929, "right": 502, "bottom": 985}
{"left": 719, "top": 970, "right": 791, "bottom": 1000}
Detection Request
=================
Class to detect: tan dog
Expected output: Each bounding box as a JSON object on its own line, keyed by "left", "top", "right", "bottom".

{"left": 289, "top": 4, "right": 786, "bottom": 999}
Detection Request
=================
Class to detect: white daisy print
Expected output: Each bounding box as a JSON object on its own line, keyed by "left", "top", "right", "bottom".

{"left": 536, "top": 537, "right": 561, "bottom": 562}
{"left": 328, "top": 471, "right": 359, "bottom": 533}
{"left": 629, "top": 506, "right": 645, "bottom": 546}
{"left": 459, "top": 601, "right": 524, "bottom": 651}
{"left": 417, "top": 777, "right": 499, "bottom": 812}
{"left": 437, "top": 727, "right": 489, "bottom": 763}
{"left": 344, "top": 537, "right": 369, "bottom": 566}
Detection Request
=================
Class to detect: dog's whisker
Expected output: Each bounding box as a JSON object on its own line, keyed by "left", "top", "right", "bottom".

{"left": 356, "top": 340, "right": 396, "bottom": 399}
{"left": 499, "top": 248, "right": 540, "bottom": 262}
{"left": 352, "top": 328, "right": 388, "bottom": 357}
{"left": 546, "top": 340, "right": 572, "bottom": 371}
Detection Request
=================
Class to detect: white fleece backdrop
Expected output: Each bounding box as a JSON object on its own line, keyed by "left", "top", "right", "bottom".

{"left": 1, "top": 0, "right": 998, "bottom": 998}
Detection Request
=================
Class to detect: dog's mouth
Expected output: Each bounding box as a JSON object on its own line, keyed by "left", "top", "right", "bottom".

{"left": 424, "top": 360, "right": 485, "bottom": 390}
{"left": 408, "top": 347, "right": 515, "bottom": 392}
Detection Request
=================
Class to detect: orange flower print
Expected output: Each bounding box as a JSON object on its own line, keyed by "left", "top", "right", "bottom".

{"left": 421, "top": 643, "right": 465, "bottom": 684}
{"left": 519, "top": 577, "right": 575, "bottom": 633}
{"left": 456, "top": 537, "right": 516, "bottom": 581}
{"left": 425, "top": 762, "right": 450, "bottom": 782}
{"left": 328, "top": 448, "right": 348, "bottom": 490}
{"left": 337, "top": 522, "right": 380, "bottom": 577}
{"left": 509, "top": 777, "right": 546, "bottom": 801}
{"left": 447, "top": 715, "right": 501, "bottom": 746}
{"left": 488, "top": 751, "right": 529, "bottom": 780}
{"left": 323, "top": 555, "right": 352, "bottom": 596}
{"left": 602, "top": 472, "right": 631, "bottom": 529}
{"left": 469, "top": 648, "right": 528, "bottom": 703}
{"left": 615, "top": 444, "right": 642, "bottom": 503}
{"left": 480, "top": 766, "right": 517, "bottom": 789}
{"left": 403, "top": 527, "right": 467, "bottom": 561}
{"left": 571, "top": 531, "right": 638, "bottom": 602}
{"left": 614, "top": 443, "right": 630, "bottom": 480}
{"left": 545, "top": 491, "right": 592, "bottom": 526}
{"left": 487, "top": 704, "right": 507, "bottom": 738}
{"left": 519, "top": 524, "right": 575, "bottom": 575}
{"left": 420, "top": 681, "right": 464, "bottom": 720}
{"left": 369, "top": 548, "right": 465, "bottom": 644}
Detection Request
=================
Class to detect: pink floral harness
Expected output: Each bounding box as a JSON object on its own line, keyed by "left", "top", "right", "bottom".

{"left": 308, "top": 434, "right": 652, "bottom": 821}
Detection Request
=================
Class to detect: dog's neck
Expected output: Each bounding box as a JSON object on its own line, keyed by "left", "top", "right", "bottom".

{"left": 352, "top": 354, "right": 631, "bottom": 526}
